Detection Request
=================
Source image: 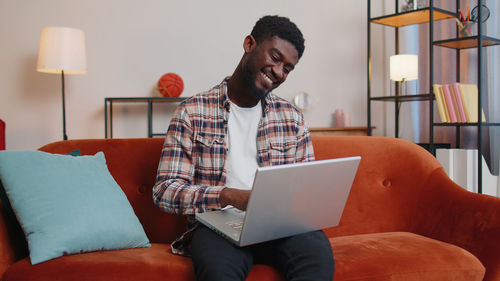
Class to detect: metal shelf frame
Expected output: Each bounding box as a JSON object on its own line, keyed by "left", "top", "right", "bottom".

{"left": 370, "top": 6, "right": 456, "bottom": 27}
{"left": 104, "top": 97, "right": 187, "bottom": 139}
{"left": 369, "top": 93, "right": 432, "bottom": 102}
{"left": 434, "top": 36, "right": 500, "bottom": 49}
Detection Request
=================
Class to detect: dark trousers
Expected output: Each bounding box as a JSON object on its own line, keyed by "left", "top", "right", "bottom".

{"left": 191, "top": 225, "right": 334, "bottom": 281}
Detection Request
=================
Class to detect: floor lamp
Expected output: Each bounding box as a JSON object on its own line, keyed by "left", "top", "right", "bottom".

{"left": 37, "top": 27, "right": 87, "bottom": 140}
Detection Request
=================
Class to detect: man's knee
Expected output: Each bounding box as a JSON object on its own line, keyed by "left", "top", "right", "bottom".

{"left": 191, "top": 226, "right": 253, "bottom": 281}
{"left": 285, "top": 230, "right": 332, "bottom": 254}
{"left": 192, "top": 255, "right": 252, "bottom": 281}
{"left": 276, "top": 231, "right": 334, "bottom": 281}
{"left": 192, "top": 249, "right": 253, "bottom": 281}
{"left": 292, "top": 231, "right": 334, "bottom": 268}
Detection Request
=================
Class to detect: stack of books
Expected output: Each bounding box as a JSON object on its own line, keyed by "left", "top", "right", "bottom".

{"left": 433, "top": 83, "right": 486, "bottom": 123}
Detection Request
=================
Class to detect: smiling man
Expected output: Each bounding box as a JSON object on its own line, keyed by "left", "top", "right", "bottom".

{"left": 153, "top": 15, "right": 334, "bottom": 281}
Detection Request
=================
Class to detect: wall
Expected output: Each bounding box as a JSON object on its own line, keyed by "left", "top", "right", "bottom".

{"left": 0, "top": 0, "right": 367, "bottom": 150}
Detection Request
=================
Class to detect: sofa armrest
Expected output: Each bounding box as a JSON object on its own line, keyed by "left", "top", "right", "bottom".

{"left": 0, "top": 202, "right": 28, "bottom": 278}
{"left": 311, "top": 136, "right": 500, "bottom": 281}
{"left": 413, "top": 168, "right": 500, "bottom": 281}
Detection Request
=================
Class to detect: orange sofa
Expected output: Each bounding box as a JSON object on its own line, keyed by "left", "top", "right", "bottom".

{"left": 0, "top": 136, "right": 498, "bottom": 281}
{"left": 0, "top": 119, "right": 5, "bottom": 150}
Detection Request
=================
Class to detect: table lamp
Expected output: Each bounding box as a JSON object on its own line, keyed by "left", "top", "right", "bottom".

{"left": 37, "top": 26, "right": 87, "bottom": 140}
{"left": 390, "top": 54, "right": 418, "bottom": 96}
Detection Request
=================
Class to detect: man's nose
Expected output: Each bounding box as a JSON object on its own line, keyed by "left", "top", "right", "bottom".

{"left": 272, "top": 64, "right": 285, "bottom": 82}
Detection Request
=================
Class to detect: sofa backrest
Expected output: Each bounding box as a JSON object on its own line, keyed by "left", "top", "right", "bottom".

{"left": 311, "top": 135, "right": 443, "bottom": 237}
{"left": 37, "top": 136, "right": 445, "bottom": 243}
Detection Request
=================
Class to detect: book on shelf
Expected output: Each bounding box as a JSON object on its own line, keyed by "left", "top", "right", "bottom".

{"left": 442, "top": 84, "right": 458, "bottom": 122}
{"left": 448, "top": 84, "right": 465, "bottom": 122}
{"left": 432, "top": 84, "right": 449, "bottom": 123}
{"left": 451, "top": 83, "right": 468, "bottom": 122}
{"left": 458, "top": 83, "right": 486, "bottom": 123}
{"left": 433, "top": 83, "right": 486, "bottom": 123}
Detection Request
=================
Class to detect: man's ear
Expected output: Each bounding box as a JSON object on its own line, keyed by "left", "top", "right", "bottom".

{"left": 243, "top": 35, "right": 257, "bottom": 53}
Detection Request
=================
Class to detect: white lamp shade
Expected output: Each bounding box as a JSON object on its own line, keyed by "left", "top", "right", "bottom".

{"left": 390, "top": 54, "right": 418, "bottom": 81}
{"left": 37, "top": 27, "right": 87, "bottom": 74}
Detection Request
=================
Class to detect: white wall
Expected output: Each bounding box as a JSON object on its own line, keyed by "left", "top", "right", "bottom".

{"left": 0, "top": 0, "right": 367, "bottom": 150}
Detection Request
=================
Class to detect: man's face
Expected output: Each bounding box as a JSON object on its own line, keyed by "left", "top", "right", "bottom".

{"left": 242, "top": 35, "right": 299, "bottom": 99}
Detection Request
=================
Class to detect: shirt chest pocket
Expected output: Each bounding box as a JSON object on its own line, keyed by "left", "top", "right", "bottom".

{"left": 267, "top": 137, "right": 298, "bottom": 165}
{"left": 193, "top": 134, "right": 226, "bottom": 171}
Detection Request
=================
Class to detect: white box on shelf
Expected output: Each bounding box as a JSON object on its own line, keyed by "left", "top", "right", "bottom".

{"left": 436, "top": 149, "right": 498, "bottom": 197}
{"left": 436, "top": 149, "right": 454, "bottom": 179}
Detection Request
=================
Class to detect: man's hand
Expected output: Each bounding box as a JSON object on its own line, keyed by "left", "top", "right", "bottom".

{"left": 220, "top": 188, "right": 251, "bottom": 211}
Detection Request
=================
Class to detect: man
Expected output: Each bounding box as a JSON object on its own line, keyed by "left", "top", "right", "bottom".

{"left": 153, "top": 15, "right": 334, "bottom": 281}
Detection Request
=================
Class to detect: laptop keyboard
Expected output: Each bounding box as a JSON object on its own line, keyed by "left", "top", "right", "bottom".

{"left": 226, "top": 221, "right": 243, "bottom": 230}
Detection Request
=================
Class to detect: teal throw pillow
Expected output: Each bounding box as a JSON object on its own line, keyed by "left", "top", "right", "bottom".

{"left": 0, "top": 149, "right": 83, "bottom": 241}
{"left": 0, "top": 150, "right": 150, "bottom": 264}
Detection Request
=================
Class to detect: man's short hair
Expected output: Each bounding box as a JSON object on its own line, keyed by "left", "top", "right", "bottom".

{"left": 251, "top": 15, "right": 305, "bottom": 59}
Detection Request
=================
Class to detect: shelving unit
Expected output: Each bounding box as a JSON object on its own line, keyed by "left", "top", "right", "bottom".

{"left": 104, "top": 97, "right": 187, "bottom": 138}
{"left": 367, "top": 2, "right": 456, "bottom": 139}
{"left": 367, "top": 0, "right": 500, "bottom": 193}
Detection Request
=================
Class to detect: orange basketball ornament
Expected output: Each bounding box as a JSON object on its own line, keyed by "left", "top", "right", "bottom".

{"left": 158, "top": 73, "right": 184, "bottom": 97}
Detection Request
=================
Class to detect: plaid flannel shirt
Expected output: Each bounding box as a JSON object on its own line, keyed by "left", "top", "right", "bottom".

{"left": 153, "top": 78, "right": 315, "bottom": 255}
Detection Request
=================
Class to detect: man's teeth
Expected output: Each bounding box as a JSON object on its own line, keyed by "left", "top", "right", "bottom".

{"left": 263, "top": 73, "right": 273, "bottom": 84}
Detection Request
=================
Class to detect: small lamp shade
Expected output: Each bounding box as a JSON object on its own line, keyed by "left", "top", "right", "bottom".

{"left": 37, "top": 27, "right": 87, "bottom": 74}
{"left": 390, "top": 54, "right": 418, "bottom": 81}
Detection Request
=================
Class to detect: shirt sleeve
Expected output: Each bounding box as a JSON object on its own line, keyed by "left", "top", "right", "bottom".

{"left": 152, "top": 105, "right": 225, "bottom": 216}
{"left": 295, "top": 112, "right": 315, "bottom": 163}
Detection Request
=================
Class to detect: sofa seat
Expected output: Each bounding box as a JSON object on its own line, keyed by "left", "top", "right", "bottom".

{"left": 331, "top": 232, "right": 485, "bottom": 281}
{"left": 2, "top": 243, "right": 284, "bottom": 281}
{"left": 2, "top": 232, "right": 484, "bottom": 281}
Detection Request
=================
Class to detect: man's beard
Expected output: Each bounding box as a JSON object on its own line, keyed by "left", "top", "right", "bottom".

{"left": 242, "top": 63, "right": 269, "bottom": 100}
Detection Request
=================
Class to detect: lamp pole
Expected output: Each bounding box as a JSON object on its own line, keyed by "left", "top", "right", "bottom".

{"left": 61, "top": 70, "right": 68, "bottom": 140}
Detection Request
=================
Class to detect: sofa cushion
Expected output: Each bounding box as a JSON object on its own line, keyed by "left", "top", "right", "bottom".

{"left": 2, "top": 243, "right": 284, "bottom": 281}
{"left": 331, "top": 232, "right": 485, "bottom": 281}
{"left": 2, "top": 232, "right": 484, "bottom": 281}
{"left": 0, "top": 150, "right": 150, "bottom": 265}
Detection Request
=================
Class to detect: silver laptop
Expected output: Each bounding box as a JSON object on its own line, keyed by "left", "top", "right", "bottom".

{"left": 195, "top": 156, "right": 361, "bottom": 247}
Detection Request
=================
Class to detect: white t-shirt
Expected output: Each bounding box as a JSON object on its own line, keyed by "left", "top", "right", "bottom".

{"left": 224, "top": 101, "right": 262, "bottom": 190}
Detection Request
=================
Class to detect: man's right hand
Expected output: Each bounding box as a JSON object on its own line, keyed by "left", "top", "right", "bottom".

{"left": 220, "top": 188, "right": 251, "bottom": 211}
